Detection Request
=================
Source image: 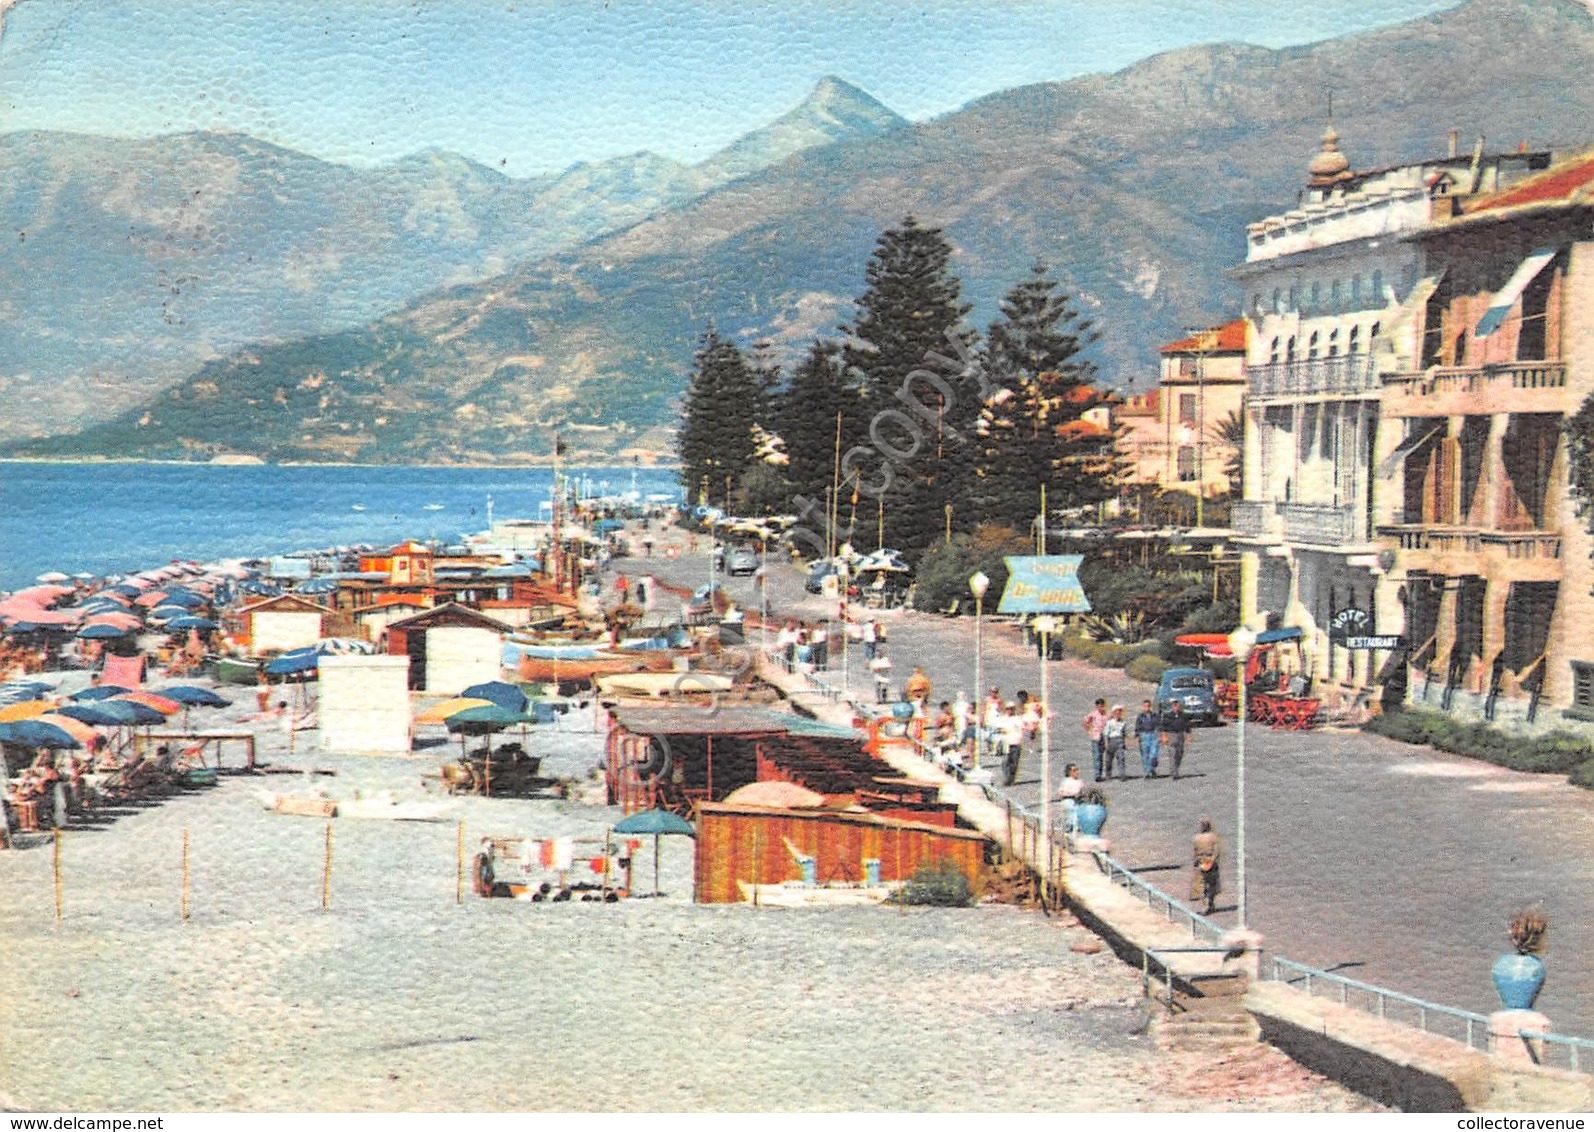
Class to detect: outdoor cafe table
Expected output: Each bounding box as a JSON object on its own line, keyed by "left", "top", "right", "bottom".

{"left": 1251, "top": 694, "right": 1320, "bottom": 731}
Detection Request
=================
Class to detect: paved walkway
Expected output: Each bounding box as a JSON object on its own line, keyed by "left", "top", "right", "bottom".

{"left": 614, "top": 530, "right": 1594, "bottom": 1041}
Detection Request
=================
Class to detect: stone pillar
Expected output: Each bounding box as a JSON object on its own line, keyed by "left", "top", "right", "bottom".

{"left": 1489, "top": 1009, "right": 1551, "bottom": 1067}
{"left": 1481, "top": 412, "right": 1508, "bottom": 528}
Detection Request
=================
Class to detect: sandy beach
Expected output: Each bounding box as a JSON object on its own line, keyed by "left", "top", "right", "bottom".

{"left": 0, "top": 675, "right": 1383, "bottom": 1113}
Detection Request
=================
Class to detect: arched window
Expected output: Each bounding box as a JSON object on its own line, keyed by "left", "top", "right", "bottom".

{"left": 1288, "top": 285, "right": 1299, "bottom": 311}
{"left": 1269, "top": 337, "right": 1281, "bottom": 364}
{"left": 1369, "top": 321, "right": 1381, "bottom": 343}
{"left": 1348, "top": 325, "right": 1361, "bottom": 354}
{"left": 1351, "top": 276, "right": 1362, "bottom": 309}
{"left": 1286, "top": 336, "right": 1297, "bottom": 363}
{"left": 1327, "top": 328, "right": 1340, "bottom": 358}
{"left": 1307, "top": 331, "right": 1320, "bottom": 360}
{"left": 1310, "top": 282, "right": 1322, "bottom": 314}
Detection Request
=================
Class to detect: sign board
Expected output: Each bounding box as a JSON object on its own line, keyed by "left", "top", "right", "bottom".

{"left": 997, "top": 556, "right": 1091, "bottom": 615}
{"left": 1328, "top": 607, "right": 1403, "bottom": 650}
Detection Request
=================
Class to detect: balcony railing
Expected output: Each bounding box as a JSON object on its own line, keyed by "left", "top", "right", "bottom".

{"left": 1380, "top": 524, "right": 1562, "bottom": 560}
{"left": 1280, "top": 502, "right": 1356, "bottom": 545}
{"left": 1230, "top": 499, "right": 1276, "bottom": 536}
{"left": 1249, "top": 355, "right": 1380, "bottom": 399}
{"left": 1383, "top": 361, "right": 1567, "bottom": 401}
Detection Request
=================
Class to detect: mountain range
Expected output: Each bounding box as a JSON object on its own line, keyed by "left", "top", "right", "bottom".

{"left": 10, "top": 0, "right": 1594, "bottom": 464}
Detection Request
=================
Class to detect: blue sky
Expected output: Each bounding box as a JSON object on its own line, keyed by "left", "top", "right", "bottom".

{"left": 0, "top": 0, "right": 1462, "bottom": 177}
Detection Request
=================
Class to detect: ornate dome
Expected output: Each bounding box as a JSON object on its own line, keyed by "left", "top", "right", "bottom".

{"left": 1309, "top": 124, "right": 1351, "bottom": 184}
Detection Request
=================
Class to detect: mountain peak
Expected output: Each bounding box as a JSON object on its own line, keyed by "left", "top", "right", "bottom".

{"left": 694, "top": 76, "right": 907, "bottom": 186}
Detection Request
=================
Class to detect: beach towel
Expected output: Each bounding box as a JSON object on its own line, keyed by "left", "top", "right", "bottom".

{"left": 101, "top": 653, "right": 145, "bottom": 689}
{"left": 551, "top": 837, "right": 574, "bottom": 870}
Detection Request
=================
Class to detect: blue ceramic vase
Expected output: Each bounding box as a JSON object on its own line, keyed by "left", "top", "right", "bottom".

{"left": 1075, "top": 802, "right": 1108, "bottom": 837}
{"left": 1491, "top": 953, "right": 1546, "bottom": 1010}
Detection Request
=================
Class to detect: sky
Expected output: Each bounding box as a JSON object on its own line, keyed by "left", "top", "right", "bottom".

{"left": 0, "top": 0, "right": 1467, "bottom": 178}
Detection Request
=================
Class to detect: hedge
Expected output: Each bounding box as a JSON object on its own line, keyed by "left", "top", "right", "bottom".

{"left": 1364, "top": 708, "right": 1594, "bottom": 783}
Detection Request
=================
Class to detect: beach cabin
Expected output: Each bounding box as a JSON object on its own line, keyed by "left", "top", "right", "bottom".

{"left": 351, "top": 594, "right": 431, "bottom": 643}
{"left": 385, "top": 603, "right": 510, "bottom": 692}
{"left": 238, "top": 594, "right": 331, "bottom": 656}
{"left": 318, "top": 654, "right": 413, "bottom": 754}
{"left": 359, "top": 540, "right": 435, "bottom": 587}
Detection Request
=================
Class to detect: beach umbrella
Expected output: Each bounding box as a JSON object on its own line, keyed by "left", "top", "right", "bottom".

{"left": 35, "top": 571, "right": 70, "bottom": 584}
{"left": 34, "top": 713, "right": 97, "bottom": 748}
{"left": 0, "top": 700, "right": 53, "bottom": 722}
{"left": 158, "top": 686, "right": 231, "bottom": 708}
{"left": 105, "top": 585, "right": 142, "bottom": 598}
{"left": 612, "top": 807, "right": 697, "bottom": 896}
{"left": 159, "top": 592, "right": 207, "bottom": 609}
{"left": 115, "top": 692, "right": 182, "bottom": 716}
{"left": 0, "top": 719, "right": 80, "bottom": 749}
{"left": 414, "top": 697, "right": 494, "bottom": 725}
{"left": 443, "top": 704, "right": 535, "bottom": 731}
{"left": 12, "top": 583, "right": 73, "bottom": 605}
{"left": 165, "top": 616, "right": 219, "bottom": 632}
{"left": 70, "top": 684, "right": 134, "bottom": 702}
{"left": 0, "top": 681, "right": 55, "bottom": 704}
{"left": 264, "top": 648, "right": 319, "bottom": 676}
{"left": 316, "top": 637, "right": 374, "bottom": 655}
{"left": 460, "top": 680, "right": 529, "bottom": 713}
{"left": 3, "top": 622, "right": 42, "bottom": 635}
{"left": 134, "top": 591, "right": 170, "bottom": 608}
{"left": 83, "top": 611, "right": 143, "bottom": 629}
{"left": 146, "top": 606, "right": 190, "bottom": 622}
{"left": 87, "top": 699, "right": 165, "bottom": 726}
{"left": 72, "top": 573, "right": 96, "bottom": 582}
{"left": 77, "top": 623, "right": 133, "bottom": 640}
{"left": 53, "top": 703, "right": 130, "bottom": 727}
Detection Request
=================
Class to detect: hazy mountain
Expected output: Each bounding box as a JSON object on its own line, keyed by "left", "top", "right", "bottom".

{"left": 0, "top": 77, "right": 906, "bottom": 441}
{"left": 15, "top": 0, "right": 1594, "bottom": 464}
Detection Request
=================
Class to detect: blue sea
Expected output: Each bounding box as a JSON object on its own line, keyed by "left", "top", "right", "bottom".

{"left": 0, "top": 462, "right": 683, "bottom": 593}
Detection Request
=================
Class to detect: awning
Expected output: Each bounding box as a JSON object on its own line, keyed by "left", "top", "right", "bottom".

{"left": 1256, "top": 627, "right": 1303, "bottom": 644}
{"left": 1375, "top": 421, "right": 1443, "bottom": 478}
{"left": 1475, "top": 247, "right": 1559, "bottom": 338}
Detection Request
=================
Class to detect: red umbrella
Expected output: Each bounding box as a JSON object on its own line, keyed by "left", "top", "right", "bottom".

{"left": 134, "top": 591, "right": 171, "bottom": 609}
{"left": 115, "top": 692, "right": 182, "bottom": 716}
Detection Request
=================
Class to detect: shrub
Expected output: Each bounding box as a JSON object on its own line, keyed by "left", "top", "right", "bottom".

{"left": 1059, "top": 634, "right": 1094, "bottom": 658}
{"left": 1070, "top": 639, "right": 1103, "bottom": 663}
{"left": 1130, "top": 639, "right": 1168, "bottom": 660}
{"left": 1364, "top": 709, "right": 1594, "bottom": 784}
{"left": 1126, "top": 654, "right": 1170, "bottom": 684}
{"left": 896, "top": 861, "right": 974, "bottom": 907}
{"left": 1568, "top": 758, "right": 1594, "bottom": 790}
{"left": 1091, "top": 643, "right": 1134, "bottom": 669}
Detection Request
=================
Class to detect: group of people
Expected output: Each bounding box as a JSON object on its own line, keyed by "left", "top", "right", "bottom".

{"left": 923, "top": 685, "right": 1047, "bottom": 786}
{"left": 1080, "top": 696, "right": 1192, "bottom": 782}
{"left": 775, "top": 620, "right": 833, "bottom": 673}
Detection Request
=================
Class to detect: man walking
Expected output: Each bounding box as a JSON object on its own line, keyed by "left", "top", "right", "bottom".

{"left": 1082, "top": 698, "right": 1110, "bottom": 782}
{"left": 1103, "top": 704, "right": 1128, "bottom": 781}
{"left": 1160, "top": 699, "right": 1192, "bottom": 780}
{"left": 1134, "top": 699, "right": 1161, "bottom": 778}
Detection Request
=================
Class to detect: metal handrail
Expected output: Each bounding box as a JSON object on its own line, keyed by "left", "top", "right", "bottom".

{"left": 1518, "top": 1031, "right": 1594, "bottom": 1074}
{"left": 1095, "top": 852, "right": 1227, "bottom": 943}
{"left": 1142, "top": 945, "right": 1239, "bottom": 1011}
{"left": 1267, "top": 955, "right": 1491, "bottom": 1050}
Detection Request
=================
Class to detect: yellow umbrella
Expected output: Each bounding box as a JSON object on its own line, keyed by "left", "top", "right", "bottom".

{"left": 0, "top": 700, "right": 52, "bottom": 722}
{"left": 414, "top": 697, "right": 494, "bottom": 725}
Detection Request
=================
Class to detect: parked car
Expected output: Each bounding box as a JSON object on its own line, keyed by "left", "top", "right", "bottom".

{"left": 726, "top": 545, "right": 759, "bottom": 576}
{"left": 804, "top": 560, "right": 839, "bottom": 594}
{"left": 1156, "top": 667, "right": 1220, "bottom": 726}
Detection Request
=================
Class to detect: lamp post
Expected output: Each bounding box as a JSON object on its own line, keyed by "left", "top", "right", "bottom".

{"left": 969, "top": 571, "right": 990, "bottom": 777}
{"left": 1227, "top": 623, "right": 1258, "bottom": 929}
{"left": 1038, "top": 615, "right": 1053, "bottom": 841}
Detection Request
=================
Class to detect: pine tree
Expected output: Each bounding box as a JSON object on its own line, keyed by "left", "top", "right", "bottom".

{"left": 842, "top": 216, "right": 979, "bottom": 562}
{"left": 777, "top": 339, "right": 856, "bottom": 518}
{"left": 975, "top": 265, "right": 1116, "bottom": 533}
{"left": 678, "top": 327, "right": 760, "bottom": 506}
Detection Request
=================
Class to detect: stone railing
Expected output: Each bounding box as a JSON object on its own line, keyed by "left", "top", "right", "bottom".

{"left": 1280, "top": 502, "right": 1357, "bottom": 546}
{"left": 1229, "top": 499, "right": 1276, "bottom": 535}
{"left": 1384, "top": 361, "right": 1567, "bottom": 401}
{"left": 1249, "top": 355, "right": 1380, "bottom": 399}
{"left": 1380, "top": 525, "right": 1562, "bottom": 560}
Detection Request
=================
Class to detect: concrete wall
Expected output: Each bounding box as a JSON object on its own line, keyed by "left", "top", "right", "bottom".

{"left": 318, "top": 655, "right": 412, "bottom": 754}
{"left": 251, "top": 610, "right": 323, "bottom": 655}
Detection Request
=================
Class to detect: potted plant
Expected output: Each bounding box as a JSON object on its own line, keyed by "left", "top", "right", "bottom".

{"left": 1075, "top": 787, "right": 1109, "bottom": 837}
{"left": 1492, "top": 907, "right": 1549, "bottom": 1010}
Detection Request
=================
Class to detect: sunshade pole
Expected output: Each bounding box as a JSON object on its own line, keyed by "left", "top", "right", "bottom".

{"left": 654, "top": 833, "right": 661, "bottom": 897}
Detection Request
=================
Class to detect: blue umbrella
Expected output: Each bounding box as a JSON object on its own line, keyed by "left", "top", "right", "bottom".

{"left": 460, "top": 681, "right": 529, "bottom": 713}
{"left": 105, "top": 584, "right": 142, "bottom": 598}
{"left": 159, "top": 592, "right": 207, "bottom": 609}
{"left": 77, "top": 623, "right": 133, "bottom": 639}
{"left": 165, "top": 615, "right": 219, "bottom": 632}
{"left": 148, "top": 605, "right": 191, "bottom": 620}
{"left": 265, "top": 648, "right": 319, "bottom": 676}
{"left": 53, "top": 703, "right": 128, "bottom": 727}
{"left": 4, "top": 622, "right": 43, "bottom": 634}
{"left": 158, "top": 685, "right": 231, "bottom": 707}
{"left": 444, "top": 704, "right": 535, "bottom": 733}
{"left": 0, "top": 719, "right": 81, "bottom": 749}
{"left": 612, "top": 807, "right": 696, "bottom": 895}
{"left": 70, "top": 685, "right": 134, "bottom": 701}
{"left": 102, "top": 700, "right": 167, "bottom": 726}
{"left": 296, "top": 578, "right": 339, "bottom": 594}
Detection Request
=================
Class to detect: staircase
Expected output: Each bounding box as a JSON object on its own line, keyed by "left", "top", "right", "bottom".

{"left": 1151, "top": 970, "right": 1262, "bottom": 1051}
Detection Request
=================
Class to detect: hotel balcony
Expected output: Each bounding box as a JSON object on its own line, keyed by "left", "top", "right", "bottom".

{"left": 1380, "top": 523, "right": 1564, "bottom": 581}
{"left": 1382, "top": 361, "right": 1569, "bottom": 418}
{"left": 1230, "top": 499, "right": 1277, "bottom": 538}
{"left": 1231, "top": 499, "right": 1364, "bottom": 547}
{"left": 1248, "top": 355, "right": 1381, "bottom": 404}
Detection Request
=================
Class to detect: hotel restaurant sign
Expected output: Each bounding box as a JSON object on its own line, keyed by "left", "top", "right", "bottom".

{"left": 1328, "top": 607, "right": 1402, "bottom": 651}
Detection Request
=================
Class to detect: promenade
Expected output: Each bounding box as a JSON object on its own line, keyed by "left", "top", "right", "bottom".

{"left": 619, "top": 533, "right": 1594, "bottom": 1042}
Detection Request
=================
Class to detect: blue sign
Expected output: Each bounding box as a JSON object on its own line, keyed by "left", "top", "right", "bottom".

{"left": 997, "top": 556, "right": 1091, "bottom": 614}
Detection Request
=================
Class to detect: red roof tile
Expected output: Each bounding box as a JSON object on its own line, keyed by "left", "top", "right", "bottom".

{"left": 1467, "top": 152, "right": 1594, "bottom": 215}
{"left": 1161, "top": 318, "right": 1248, "bottom": 355}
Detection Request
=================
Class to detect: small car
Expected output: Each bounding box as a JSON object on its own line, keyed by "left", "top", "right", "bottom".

{"left": 726, "top": 546, "right": 759, "bottom": 576}
{"left": 1156, "top": 667, "right": 1220, "bottom": 726}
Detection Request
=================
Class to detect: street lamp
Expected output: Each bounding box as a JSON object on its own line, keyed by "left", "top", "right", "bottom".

{"left": 969, "top": 571, "right": 990, "bottom": 778}
{"left": 1227, "top": 622, "right": 1259, "bottom": 929}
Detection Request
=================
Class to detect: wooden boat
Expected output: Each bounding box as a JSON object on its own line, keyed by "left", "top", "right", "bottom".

{"left": 514, "top": 651, "right": 676, "bottom": 683}
{"left": 736, "top": 881, "right": 895, "bottom": 907}
{"left": 596, "top": 671, "right": 733, "bottom": 698}
{"left": 215, "top": 657, "right": 262, "bottom": 686}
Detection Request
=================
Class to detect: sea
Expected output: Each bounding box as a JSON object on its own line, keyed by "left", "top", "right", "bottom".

{"left": 0, "top": 461, "right": 684, "bottom": 593}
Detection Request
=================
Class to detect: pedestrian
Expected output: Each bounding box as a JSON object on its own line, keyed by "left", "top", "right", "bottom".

{"left": 1053, "top": 762, "right": 1084, "bottom": 834}
{"left": 904, "top": 665, "right": 932, "bottom": 710}
{"left": 1082, "top": 698, "right": 1110, "bottom": 782}
{"left": 862, "top": 618, "right": 878, "bottom": 660}
{"left": 953, "top": 692, "right": 973, "bottom": 762}
{"left": 998, "top": 702, "right": 1025, "bottom": 786}
{"left": 1134, "top": 698, "right": 1161, "bottom": 778}
{"left": 811, "top": 621, "right": 829, "bottom": 671}
{"left": 871, "top": 655, "right": 893, "bottom": 704}
{"left": 1103, "top": 704, "right": 1128, "bottom": 781}
{"left": 982, "top": 687, "right": 1003, "bottom": 763}
{"left": 776, "top": 620, "right": 797, "bottom": 672}
{"left": 616, "top": 574, "right": 629, "bottom": 603}
{"left": 1021, "top": 692, "right": 1044, "bottom": 755}
{"left": 1191, "top": 817, "right": 1223, "bottom": 915}
{"left": 1160, "top": 699, "right": 1192, "bottom": 780}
